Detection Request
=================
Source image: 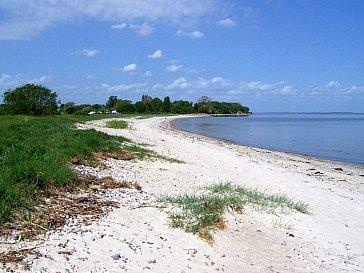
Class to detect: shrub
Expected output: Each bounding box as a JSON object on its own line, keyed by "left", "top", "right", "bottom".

{"left": 2, "top": 84, "right": 58, "bottom": 116}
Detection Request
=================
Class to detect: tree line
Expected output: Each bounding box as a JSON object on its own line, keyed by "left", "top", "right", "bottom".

{"left": 0, "top": 84, "right": 250, "bottom": 116}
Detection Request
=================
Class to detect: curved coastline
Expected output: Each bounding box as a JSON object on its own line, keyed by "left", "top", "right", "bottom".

{"left": 4, "top": 115, "right": 363, "bottom": 272}
{"left": 168, "top": 115, "right": 364, "bottom": 171}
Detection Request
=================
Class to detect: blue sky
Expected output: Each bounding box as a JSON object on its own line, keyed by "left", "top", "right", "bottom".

{"left": 0, "top": 0, "right": 363, "bottom": 112}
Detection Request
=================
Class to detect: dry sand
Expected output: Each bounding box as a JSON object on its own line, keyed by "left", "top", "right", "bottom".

{"left": 1, "top": 116, "right": 364, "bottom": 273}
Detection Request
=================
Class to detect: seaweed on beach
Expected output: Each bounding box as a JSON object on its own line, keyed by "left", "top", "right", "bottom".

{"left": 0, "top": 174, "right": 141, "bottom": 239}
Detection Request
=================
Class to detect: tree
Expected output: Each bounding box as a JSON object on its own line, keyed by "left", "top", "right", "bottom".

{"left": 134, "top": 101, "right": 146, "bottom": 113}
{"left": 2, "top": 84, "right": 58, "bottom": 116}
{"left": 63, "top": 102, "right": 76, "bottom": 114}
{"left": 162, "top": 96, "right": 171, "bottom": 112}
{"left": 114, "top": 100, "right": 134, "bottom": 113}
{"left": 106, "top": 96, "right": 118, "bottom": 109}
{"left": 141, "top": 94, "right": 152, "bottom": 112}
{"left": 171, "top": 100, "right": 195, "bottom": 114}
{"left": 151, "top": 97, "right": 163, "bottom": 112}
{"left": 197, "top": 96, "right": 212, "bottom": 104}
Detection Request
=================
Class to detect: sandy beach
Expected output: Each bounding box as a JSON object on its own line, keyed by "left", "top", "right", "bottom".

{"left": 1, "top": 116, "right": 364, "bottom": 273}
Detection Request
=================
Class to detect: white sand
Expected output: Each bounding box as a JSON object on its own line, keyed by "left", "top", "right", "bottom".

{"left": 2, "top": 116, "right": 364, "bottom": 273}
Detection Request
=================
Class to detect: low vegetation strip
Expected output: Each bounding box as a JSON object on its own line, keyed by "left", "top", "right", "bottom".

{"left": 158, "top": 182, "right": 309, "bottom": 244}
{"left": 0, "top": 115, "right": 129, "bottom": 223}
{"left": 0, "top": 115, "right": 179, "bottom": 224}
{"left": 106, "top": 120, "right": 129, "bottom": 129}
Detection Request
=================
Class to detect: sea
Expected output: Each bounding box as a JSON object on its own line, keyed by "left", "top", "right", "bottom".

{"left": 176, "top": 113, "right": 364, "bottom": 166}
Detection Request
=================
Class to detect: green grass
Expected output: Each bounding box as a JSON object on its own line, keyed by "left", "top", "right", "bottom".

{"left": 0, "top": 114, "right": 181, "bottom": 223}
{"left": 158, "top": 182, "right": 309, "bottom": 242}
{"left": 106, "top": 120, "right": 129, "bottom": 129}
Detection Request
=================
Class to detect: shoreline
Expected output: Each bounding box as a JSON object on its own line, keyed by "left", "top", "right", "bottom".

{"left": 2, "top": 115, "right": 364, "bottom": 272}
{"left": 170, "top": 114, "right": 364, "bottom": 170}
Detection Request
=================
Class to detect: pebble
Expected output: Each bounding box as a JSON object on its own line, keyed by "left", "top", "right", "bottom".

{"left": 111, "top": 253, "right": 121, "bottom": 260}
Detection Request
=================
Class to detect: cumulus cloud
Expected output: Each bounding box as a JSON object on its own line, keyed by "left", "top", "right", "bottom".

{"left": 0, "top": 73, "right": 52, "bottom": 88}
{"left": 29, "top": 75, "right": 52, "bottom": 84}
{"left": 71, "top": 48, "right": 99, "bottom": 57}
{"left": 0, "top": 0, "right": 223, "bottom": 40}
{"left": 86, "top": 74, "right": 96, "bottom": 80}
{"left": 216, "top": 18, "right": 236, "bottom": 27}
{"left": 143, "top": 71, "right": 153, "bottom": 77}
{"left": 148, "top": 50, "right": 163, "bottom": 59}
{"left": 111, "top": 22, "right": 153, "bottom": 35}
{"left": 325, "top": 81, "right": 341, "bottom": 88}
{"left": 110, "top": 23, "right": 128, "bottom": 30}
{"left": 130, "top": 23, "right": 154, "bottom": 35}
{"left": 111, "top": 22, "right": 154, "bottom": 35}
{"left": 99, "top": 82, "right": 148, "bottom": 93}
{"left": 0, "top": 73, "right": 19, "bottom": 88}
{"left": 176, "top": 30, "right": 204, "bottom": 39}
{"left": 165, "top": 77, "right": 191, "bottom": 90}
{"left": 123, "top": 63, "right": 137, "bottom": 73}
{"left": 165, "top": 64, "right": 182, "bottom": 72}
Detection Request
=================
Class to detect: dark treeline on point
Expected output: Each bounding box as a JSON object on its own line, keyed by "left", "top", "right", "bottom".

{"left": 0, "top": 84, "right": 250, "bottom": 116}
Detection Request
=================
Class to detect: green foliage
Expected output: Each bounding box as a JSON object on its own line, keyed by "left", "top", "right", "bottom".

{"left": 0, "top": 115, "right": 129, "bottom": 222}
{"left": 142, "top": 94, "right": 152, "bottom": 112}
{"left": 134, "top": 101, "right": 146, "bottom": 113}
{"left": 0, "top": 114, "right": 184, "bottom": 223}
{"left": 158, "top": 182, "right": 309, "bottom": 241}
{"left": 106, "top": 96, "right": 118, "bottom": 109}
{"left": 162, "top": 96, "right": 171, "bottom": 112}
{"left": 151, "top": 97, "right": 163, "bottom": 112}
{"left": 195, "top": 101, "right": 249, "bottom": 114}
{"left": 106, "top": 120, "right": 129, "bottom": 129}
{"left": 2, "top": 84, "right": 58, "bottom": 116}
{"left": 114, "top": 100, "right": 134, "bottom": 113}
{"left": 171, "top": 100, "right": 195, "bottom": 114}
{"left": 61, "top": 102, "right": 76, "bottom": 114}
{"left": 0, "top": 104, "right": 6, "bottom": 115}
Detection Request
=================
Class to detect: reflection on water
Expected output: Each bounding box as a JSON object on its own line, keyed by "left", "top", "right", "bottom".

{"left": 176, "top": 113, "right": 364, "bottom": 166}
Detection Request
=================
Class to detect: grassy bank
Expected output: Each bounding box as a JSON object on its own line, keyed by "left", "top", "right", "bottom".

{"left": 0, "top": 114, "right": 174, "bottom": 223}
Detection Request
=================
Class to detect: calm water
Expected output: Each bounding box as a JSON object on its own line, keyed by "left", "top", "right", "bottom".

{"left": 176, "top": 113, "right": 364, "bottom": 166}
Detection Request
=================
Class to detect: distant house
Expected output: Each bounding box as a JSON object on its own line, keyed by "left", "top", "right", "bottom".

{"left": 111, "top": 110, "right": 118, "bottom": 114}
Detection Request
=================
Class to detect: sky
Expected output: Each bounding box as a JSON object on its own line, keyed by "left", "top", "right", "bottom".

{"left": 0, "top": 0, "right": 363, "bottom": 112}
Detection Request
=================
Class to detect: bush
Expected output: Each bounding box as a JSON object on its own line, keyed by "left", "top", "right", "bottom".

{"left": 2, "top": 84, "right": 58, "bottom": 116}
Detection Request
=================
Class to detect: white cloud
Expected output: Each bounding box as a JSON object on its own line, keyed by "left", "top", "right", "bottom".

{"left": 29, "top": 75, "right": 52, "bottom": 84}
{"left": 123, "top": 63, "right": 137, "bottom": 73}
{"left": 86, "top": 74, "right": 96, "bottom": 80}
{"left": 152, "top": 83, "right": 164, "bottom": 90}
{"left": 143, "top": 71, "right": 153, "bottom": 77}
{"left": 326, "top": 81, "right": 341, "bottom": 88}
{"left": 110, "top": 23, "right": 127, "bottom": 29}
{"left": 129, "top": 23, "right": 154, "bottom": 35}
{"left": 99, "top": 82, "right": 148, "bottom": 93}
{"left": 165, "top": 77, "right": 191, "bottom": 90}
{"left": 111, "top": 22, "right": 153, "bottom": 35}
{"left": 216, "top": 18, "right": 236, "bottom": 27}
{"left": 0, "top": 0, "right": 223, "bottom": 40}
{"left": 0, "top": 73, "right": 52, "bottom": 88}
{"left": 176, "top": 30, "right": 204, "bottom": 39}
{"left": 148, "top": 50, "right": 163, "bottom": 59}
{"left": 165, "top": 64, "right": 182, "bottom": 72}
{"left": 0, "top": 73, "right": 19, "bottom": 88}
{"left": 71, "top": 48, "right": 99, "bottom": 57}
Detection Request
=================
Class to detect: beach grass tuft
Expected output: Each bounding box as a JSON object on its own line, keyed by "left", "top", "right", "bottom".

{"left": 106, "top": 120, "right": 129, "bottom": 129}
{"left": 158, "top": 182, "right": 309, "bottom": 243}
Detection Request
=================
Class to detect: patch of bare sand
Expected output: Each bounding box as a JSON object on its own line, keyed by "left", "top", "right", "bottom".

{"left": 2, "top": 116, "right": 363, "bottom": 273}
